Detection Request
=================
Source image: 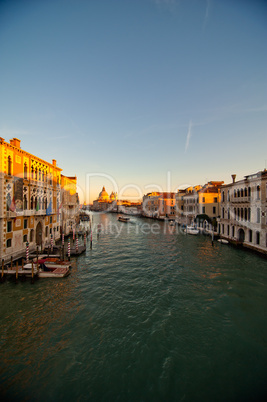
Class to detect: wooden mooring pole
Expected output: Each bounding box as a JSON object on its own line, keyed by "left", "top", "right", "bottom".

{"left": 1, "top": 259, "right": 4, "bottom": 282}
{"left": 16, "top": 261, "right": 19, "bottom": 282}
{"left": 31, "top": 261, "right": 34, "bottom": 284}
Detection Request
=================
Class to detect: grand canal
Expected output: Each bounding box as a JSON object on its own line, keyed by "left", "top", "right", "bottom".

{"left": 0, "top": 213, "right": 266, "bottom": 401}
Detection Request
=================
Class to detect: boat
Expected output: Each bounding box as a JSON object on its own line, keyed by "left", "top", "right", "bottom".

{"left": 218, "top": 239, "right": 229, "bottom": 244}
{"left": 184, "top": 226, "right": 199, "bottom": 235}
{"left": 118, "top": 216, "right": 130, "bottom": 223}
{"left": 23, "top": 263, "right": 70, "bottom": 278}
{"left": 38, "top": 266, "right": 70, "bottom": 278}
{"left": 169, "top": 220, "right": 175, "bottom": 226}
{"left": 35, "top": 258, "right": 71, "bottom": 269}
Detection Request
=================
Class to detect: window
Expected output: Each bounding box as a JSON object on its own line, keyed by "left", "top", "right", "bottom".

{"left": 227, "top": 225, "right": 230, "bottom": 236}
{"left": 257, "top": 185, "right": 260, "bottom": 200}
{"left": 222, "top": 224, "right": 224, "bottom": 234}
{"left": 202, "top": 197, "right": 205, "bottom": 203}
{"left": 50, "top": 217, "right": 52, "bottom": 224}
{"left": 222, "top": 208, "right": 224, "bottom": 219}
{"left": 222, "top": 192, "right": 225, "bottom": 202}
{"left": 227, "top": 191, "right": 230, "bottom": 201}
{"left": 7, "top": 221, "right": 12, "bottom": 232}
{"left": 23, "top": 234, "right": 27, "bottom": 243}
{"left": 24, "top": 163, "right": 28, "bottom": 179}
{"left": 213, "top": 206, "right": 216, "bottom": 214}
{"left": 248, "top": 208, "right": 251, "bottom": 222}
{"left": 24, "top": 219, "right": 27, "bottom": 229}
{"left": 248, "top": 187, "right": 251, "bottom": 197}
{"left": 256, "top": 231, "right": 260, "bottom": 245}
{"left": 8, "top": 156, "right": 12, "bottom": 175}
{"left": 30, "top": 229, "right": 34, "bottom": 242}
{"left": 232, "top": 226, "right": 235, "bottom": 237}
{"left": 202, "top": 206, "right": 205, "bottom": 213}
{"left": 241, "top": 188, "right": 244, "bottom": 197}
{"left": 6, "top": 239, "right": 12, "bottom": 248}
{"left": 249, "top": 230, "right": 253, "bottom": 243}
{"left": 244, "top": 188, "right": 247, "bottom": 197}
{"left": 257, "top": 208, "right": 261, "bottom": 223}
{"left": 214, "top": 197, "right": 218, "bottom": 203}
{"left": 45, "top": 226, "right": 48, "bottom": 237}
{"left": 234, "top": 208, "right": 236, "bottom": 220}
{"left": 244, "top": 208, "right": 247, "bottom": 221}
{"left": 31, "top": 166, "right": 34, "bottom": 179}
{"left": 23, "top": 194, "right": 27, "bottom": 210}
{"left": 237, "top": 189, "right": 240, "bottom": 198}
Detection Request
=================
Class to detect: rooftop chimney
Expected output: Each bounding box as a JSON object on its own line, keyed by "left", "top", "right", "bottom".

{"left": 10, "top": 138, "right": 21, "bottom": 148}
{"left": 52, "top": 159, "right": 57, "bottom": 167}
{"left": 231, "top": 174, "right": 236, "bottom": 183}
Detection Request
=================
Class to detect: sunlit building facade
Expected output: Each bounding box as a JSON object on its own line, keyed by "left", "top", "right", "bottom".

{"left": 0, "top": 137, "right": 78, "bottom": 262}
{"left": 218, "top": 171, "right": 267, "bottom": 253}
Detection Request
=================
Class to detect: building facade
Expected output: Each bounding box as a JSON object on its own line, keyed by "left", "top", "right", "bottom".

{"left": 218, "top": 171, "right": 267, "bottom": 254}
{"left": 0, "top": 137, "right": 78, "bottom": 262}
{"left": 142, "top": 192, "right": 176, "bottom": 219}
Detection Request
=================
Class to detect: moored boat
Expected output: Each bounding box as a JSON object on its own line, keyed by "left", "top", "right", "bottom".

{"left": 118, "top": 216, "right": 130, "bottom": 223}
{"left": 184, "top": 226, "right": 199, "bottom": 235}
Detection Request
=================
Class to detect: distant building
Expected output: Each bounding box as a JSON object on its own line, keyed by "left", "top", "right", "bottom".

{"left": 218, "top": 171, "right": 267, "bottom": 254}
{"left": 61, "top": 175, "right": 80, "bottom": 235}
{"left": 175, "top": 182, "right": 223, "bottom": 226}
{"left": 142, "top": 192, "right": 176, "bottom": 219}
{"left": 92, "top": 186, "right": 117, "bottom": 211}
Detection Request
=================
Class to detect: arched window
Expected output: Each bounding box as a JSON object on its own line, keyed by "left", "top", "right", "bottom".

{"left": 31, "top": 196, "right": 34, "bottom": 209}
{"left": 234, "top": 208, "right": 236, "bottom": 220}
{"left": 244, "top": 188, "right": 247, "bottom": 197}
{"left": 237, "top": 208, "right": 240, "bottom": 220}
{"left": 248, "top": 187, "right": 251, "bottom": 197}
{"left": 248, "top": 208, "right": 251, "bottom": 222}
{"left": 241, "top": 208, "right": 244, "bottom": 220}
{"left": 45, "top": 198, "right": 47, "bottom": 210}
{"left": 237, "top": 189, "right": 240, "bottom": 198}
{"left": 23, "top": 194, "right": 27, "bottom": 210}
{"left": 227, "top": 191, "right": 230, "bottom": 201}
{"left": 31, "top": 166, "right": 34, "bottom": 179}
{"left": 245, "top": 208, "right": 247, "bottom": 221}
{"left": 222, "top": 191, "right": 225, "bottom": 202}
{"left": 35, "top": 168, "right": 38, "bottom": 180}
{"left": 24, "top": 163, "right": 28, "bottom": 179}
{"left": 241, "top": 188, "right": 244, "bottom": 197}
{"left": 8, "top": 156, "right": 12, "bottom": 175}
{"left": 257, "top": 185, "right": 260, "bottom": 200}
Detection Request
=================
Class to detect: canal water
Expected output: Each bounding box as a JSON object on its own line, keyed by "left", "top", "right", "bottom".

{"left": 0, "top": 213, "right": 266, "bottom": 401}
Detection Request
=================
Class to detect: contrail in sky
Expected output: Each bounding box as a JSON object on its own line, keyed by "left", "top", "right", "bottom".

{"left": 185, "top": 120, "right": 193, "bottom": 153}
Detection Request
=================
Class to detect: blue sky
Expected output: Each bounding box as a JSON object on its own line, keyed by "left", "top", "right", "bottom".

{"left": 0, "top": 0, "right": 266, "bottom": 203}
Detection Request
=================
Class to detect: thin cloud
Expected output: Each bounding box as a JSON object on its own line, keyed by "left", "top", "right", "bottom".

{"left": 203, "top": 0, "right": 211, "bottom": 30}
{"left": 185, "top": 120, "right": 193, "bottom": 153}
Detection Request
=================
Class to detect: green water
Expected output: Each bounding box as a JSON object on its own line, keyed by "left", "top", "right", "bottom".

{"left": 0, "top": 213, "right": 266, "bottom": 401}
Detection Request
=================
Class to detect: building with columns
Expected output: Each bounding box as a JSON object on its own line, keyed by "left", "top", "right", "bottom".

{"left": 218, "top": 171, "right": 267, "bottom": 254}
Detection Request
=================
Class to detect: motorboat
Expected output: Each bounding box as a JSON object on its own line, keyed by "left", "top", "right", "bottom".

{"left": 218, "top": 239, "right": 229, "bottom": 244}
{"left": 23, "top": 263, "right": 70, "bottom": 278}
{"left": 118, "top": 216, "right": 130, "bottom": 223}
{"left": 184, "top": 226, "right": 199, "bottom": 235}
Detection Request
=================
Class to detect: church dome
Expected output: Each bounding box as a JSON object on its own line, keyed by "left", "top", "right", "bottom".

{"left": 98, "top": 186, "right": 109, "bottom": 201}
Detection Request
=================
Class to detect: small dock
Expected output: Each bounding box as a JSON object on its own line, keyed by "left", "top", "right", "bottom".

{"left": 67, "top": 245, "right": 86, "bottom": 256}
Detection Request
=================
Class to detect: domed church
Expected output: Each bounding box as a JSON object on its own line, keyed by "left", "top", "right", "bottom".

{"left": 92, "top": 186, "right": 117, "bottom": 211}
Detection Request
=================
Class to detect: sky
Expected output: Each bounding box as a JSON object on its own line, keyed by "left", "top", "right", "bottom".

{"left": 0, "top": 0, "right": 266, "bottom": 203}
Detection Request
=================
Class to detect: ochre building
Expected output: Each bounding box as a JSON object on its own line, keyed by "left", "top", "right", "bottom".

{"left": 0, "top": 137, "right": 79, "bottom": 262}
